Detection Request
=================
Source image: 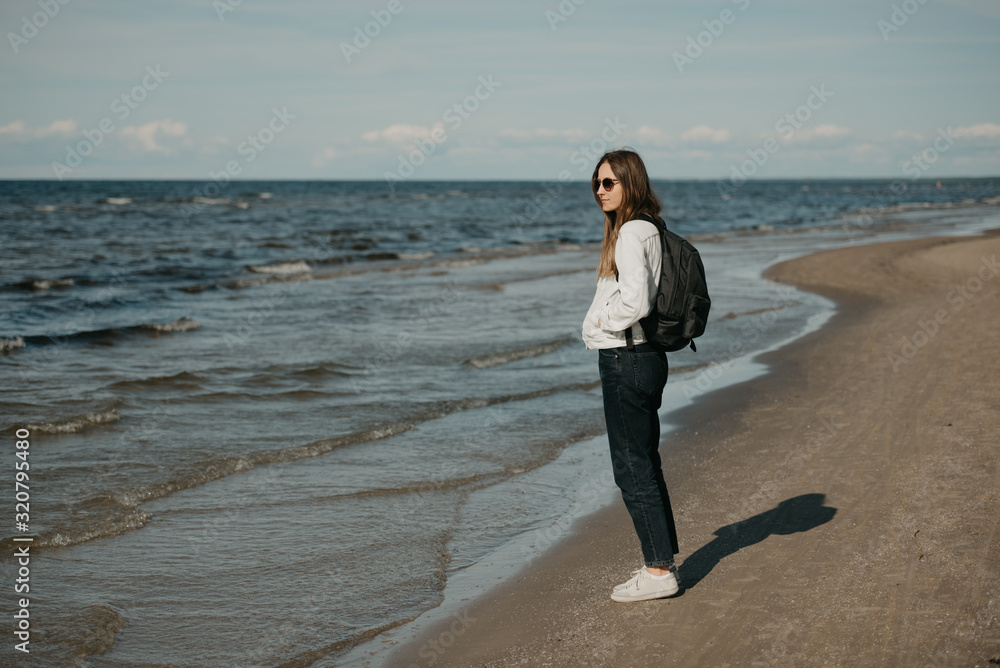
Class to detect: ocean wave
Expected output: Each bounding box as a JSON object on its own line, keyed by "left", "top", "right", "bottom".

{"left": 287, "top": 361, "right": 361, "bottom": 379}
{"left": 247, "top": 260, "right": 311, "bottom": 274}
{"left": 156, "top": 471, "right": 508, "bottom": 515}
{"left": 20, "top": 318, "right": 202, "bottom": 348}
{"left": 35, "top": 204, "right": 58, "bottom": 212}
{"left": 206, "top": 360, "right": 364, "bottom": 389}
{"left": 0, "top": 381, "right": 603, "bottom": 552}
{"left": 221, "top": 277, "right": 270, "bottom": 290}
{"left": 138, "top": 316, "right": 201, "bottom": 333}
{"left": 191, "top": 196, "right": 230, "bottom": 205}
{"left": 10, "top": 277, "right": 75, "bottom": 291}
{"left": 0, "top": 336, "right": 25, "bottom": 356}
{"left": 179, "top": 241, "right": 599, "bottom": 294}
{"left": 31, "top": 277, "right": 75, "bottom": 290}
{"left": 315, "top": 472, "right": 505, "bottom": 502}
{"left": 47, "top": 604, "right": 127, "bottom": 660}
{"left": 311, "top": 255, "right": 352, "bottom": 266}
{"left": 97, "top": 423, "right": 421, "bottom": 512}
{"left": 27, "top": 409, "right": 122, "bottom": 434}
{"left": 0, "top": 499, "right": 151, "bottom": 555}
{"left": 115, "top": 360, "right": 360, "bottom": 392}
{"left": 847, "top": 198, "right": 998, "bottom": 218}
{"left": 163, "top": 388, "right": 341, "bottom": 403}
{"left": 273, "top": 272, "right": 314, "bottom": 283}
{"left": 716, "top": 305, "right": 791, "bottom": 322}
{"left": 103, "top": 197, "right": 132, "bottom": 205}
{"left": 107, "top": 383, "right": 601, "bottom": 505}
{"left": 109, "top": 370, "right": 207, "bottom": 391}
{"left": 282, "top": 617, "right": 421, "bottom": 668}
{"left": 462, "top": 281, "right": 505, "bottom": 292}
{"left": 257, "top": 192, "right": 273, "bottom": 199}
{"left": 465, "top": 336, "right": 577, "bottom": 369}
{"left": 364, "top": 252, "right": 400, "bottom": 261}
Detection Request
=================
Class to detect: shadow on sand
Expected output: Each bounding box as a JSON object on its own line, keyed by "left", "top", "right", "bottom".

{"left": 677, "top": 493, "right": 837, "bottom": 590}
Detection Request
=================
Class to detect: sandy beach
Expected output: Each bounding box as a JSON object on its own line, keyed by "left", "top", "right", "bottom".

{"left": 382, "top": 230, "right": 1000, "bottom": 667}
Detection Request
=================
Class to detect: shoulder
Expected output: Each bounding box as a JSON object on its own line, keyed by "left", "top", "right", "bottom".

{"left": 618, "top": 218, "right": 660, "bottom": 242}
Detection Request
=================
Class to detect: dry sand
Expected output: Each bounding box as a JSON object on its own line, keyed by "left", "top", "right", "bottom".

{"left": 382, "top": 231, "right": 1000, "bottom": 668}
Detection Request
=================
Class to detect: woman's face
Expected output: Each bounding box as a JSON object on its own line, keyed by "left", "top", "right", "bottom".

{"left": 596, "top": 162, "right": 623, "bottom": 213}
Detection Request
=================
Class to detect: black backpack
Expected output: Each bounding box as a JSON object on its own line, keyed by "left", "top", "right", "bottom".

{"left": 625, "top": 213, "right": 711, "bottom": 352}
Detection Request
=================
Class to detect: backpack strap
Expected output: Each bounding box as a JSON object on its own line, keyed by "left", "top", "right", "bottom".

{"left": 615, "top": 266, "right": 637, "bottom": 350}
{"left": 636, "top": 211, "right": 665, "bottom": 232}
{"left": 623, "top": 212, "right": 663, "bottom": 350}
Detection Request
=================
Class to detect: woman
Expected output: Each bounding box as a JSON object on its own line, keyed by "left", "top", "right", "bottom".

{"left": 582, "top": 149, "right": 680, "bottom": 602}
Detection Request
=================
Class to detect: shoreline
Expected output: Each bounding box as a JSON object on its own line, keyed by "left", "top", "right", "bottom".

{"left": 373, "top": 229, "right": 1000, "bottom": 667}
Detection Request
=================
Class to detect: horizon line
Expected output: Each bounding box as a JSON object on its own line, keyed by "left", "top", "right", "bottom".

{"left": 1, "top": 175, "right": 998, "bottom": 183}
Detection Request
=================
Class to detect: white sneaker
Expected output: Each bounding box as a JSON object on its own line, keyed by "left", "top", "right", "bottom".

{"left": 613, "top": 568, "right": 645, "bottom": 592}
{"left": 610, "top": 567, "right": 680, "bottom": 602}
{"left": 613, "top": 565, "right": 679, "bottom": 592}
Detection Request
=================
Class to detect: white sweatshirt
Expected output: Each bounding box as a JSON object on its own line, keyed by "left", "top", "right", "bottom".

{"left": 582, "top": 219, "right": 662, "bottom": 350}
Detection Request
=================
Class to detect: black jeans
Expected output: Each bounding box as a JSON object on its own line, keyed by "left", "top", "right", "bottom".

{"left": 599, "top": 343, "right": 679, "bottom": 567}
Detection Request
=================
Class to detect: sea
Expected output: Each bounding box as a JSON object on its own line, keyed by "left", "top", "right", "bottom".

{"left": 1, "top": 178, "right": 999, "bottom": 667}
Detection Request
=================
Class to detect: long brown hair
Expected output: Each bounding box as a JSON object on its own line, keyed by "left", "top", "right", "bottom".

{"left": 593, "top": 149, "right": 662, "bottom": 279}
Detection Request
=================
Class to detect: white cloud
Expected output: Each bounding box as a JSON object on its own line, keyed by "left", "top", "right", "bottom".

{"left": 788, "top": 124, "right": 852, "bottom": 144}
{"left": 952, "top": 123, "right": 1000, "bottom": 139}
{"left": 119, "top": 120, "right": 187, "bottom": 153}
{"left": 312, "top": 147, "right": 338, "bottom": 167}
{"left": 0, "top": 119, "right": 78, "bottom": 139}
{"left": 893, "top": 130, "right": 923, "bottom": 142}
{"left": 44, "top": 119, "right": 77, "bottom": 136}
{"left": 680, "top": 125, "right": 731, "bottom": 144}
{"left": 636, "top": 126, "right": 672, "bottom": 147}
{"left": 0, "top": 120, "right": 26, "bottom": 135}
{"left": 362, "top": 122, "right": 446, "bottom": 147}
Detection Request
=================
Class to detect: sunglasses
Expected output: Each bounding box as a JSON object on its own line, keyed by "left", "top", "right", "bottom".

{"left": 593, "top": 177, "right": 619, "bottom": 192}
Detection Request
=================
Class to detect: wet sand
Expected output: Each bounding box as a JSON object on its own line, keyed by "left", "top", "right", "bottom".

{"left": 381, "top": 231, "right": 1000, "bottom": 667}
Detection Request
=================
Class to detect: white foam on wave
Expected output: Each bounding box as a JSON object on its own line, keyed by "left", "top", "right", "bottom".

{"left": 465, "top": 336, "right": 576, "bottom": 369}
{"left": 247, "top": 261, "right": 311, "bottom": 275}
{"left": 31, "top": 278, "right": 74, "bottom": 290}
{"left": 35, "top": 205, "right": 58, "bottom": 212}
{"left": 221, "top": 277, "right": 269, "bottom": 290}
{"left": 138, "top": 316, "right": 201, "bottom": 333}
{"left": 39, "top": 506, "right": 152, "bottom": 550}
{"left": 28, "top": 409, "right": 122, "bottom": 434}
{"left": 104, "top": 197, "right": 132, "bottom": 205}
{"left": 257, "top": 192, "right": 273, "bottom": 199}
{"left": 0, "top": 336, "right": 25, "bottom": 355}
{"left": 398, "top": 252, "right": 434, "bottom": 261}
{"left": 192, "top": 197, "right": 230, "bottom": 205}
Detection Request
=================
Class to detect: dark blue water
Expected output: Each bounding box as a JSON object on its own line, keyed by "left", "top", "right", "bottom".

{"left": 0, "top": 178, "right": 998, "bottom": 667}
{"left": 4, "top": 178, "right": 997, "bottom": 344}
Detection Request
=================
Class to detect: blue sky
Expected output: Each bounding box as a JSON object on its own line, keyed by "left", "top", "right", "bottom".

{"left": 1, "top": 0, "right": 998, "bottom": 180}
